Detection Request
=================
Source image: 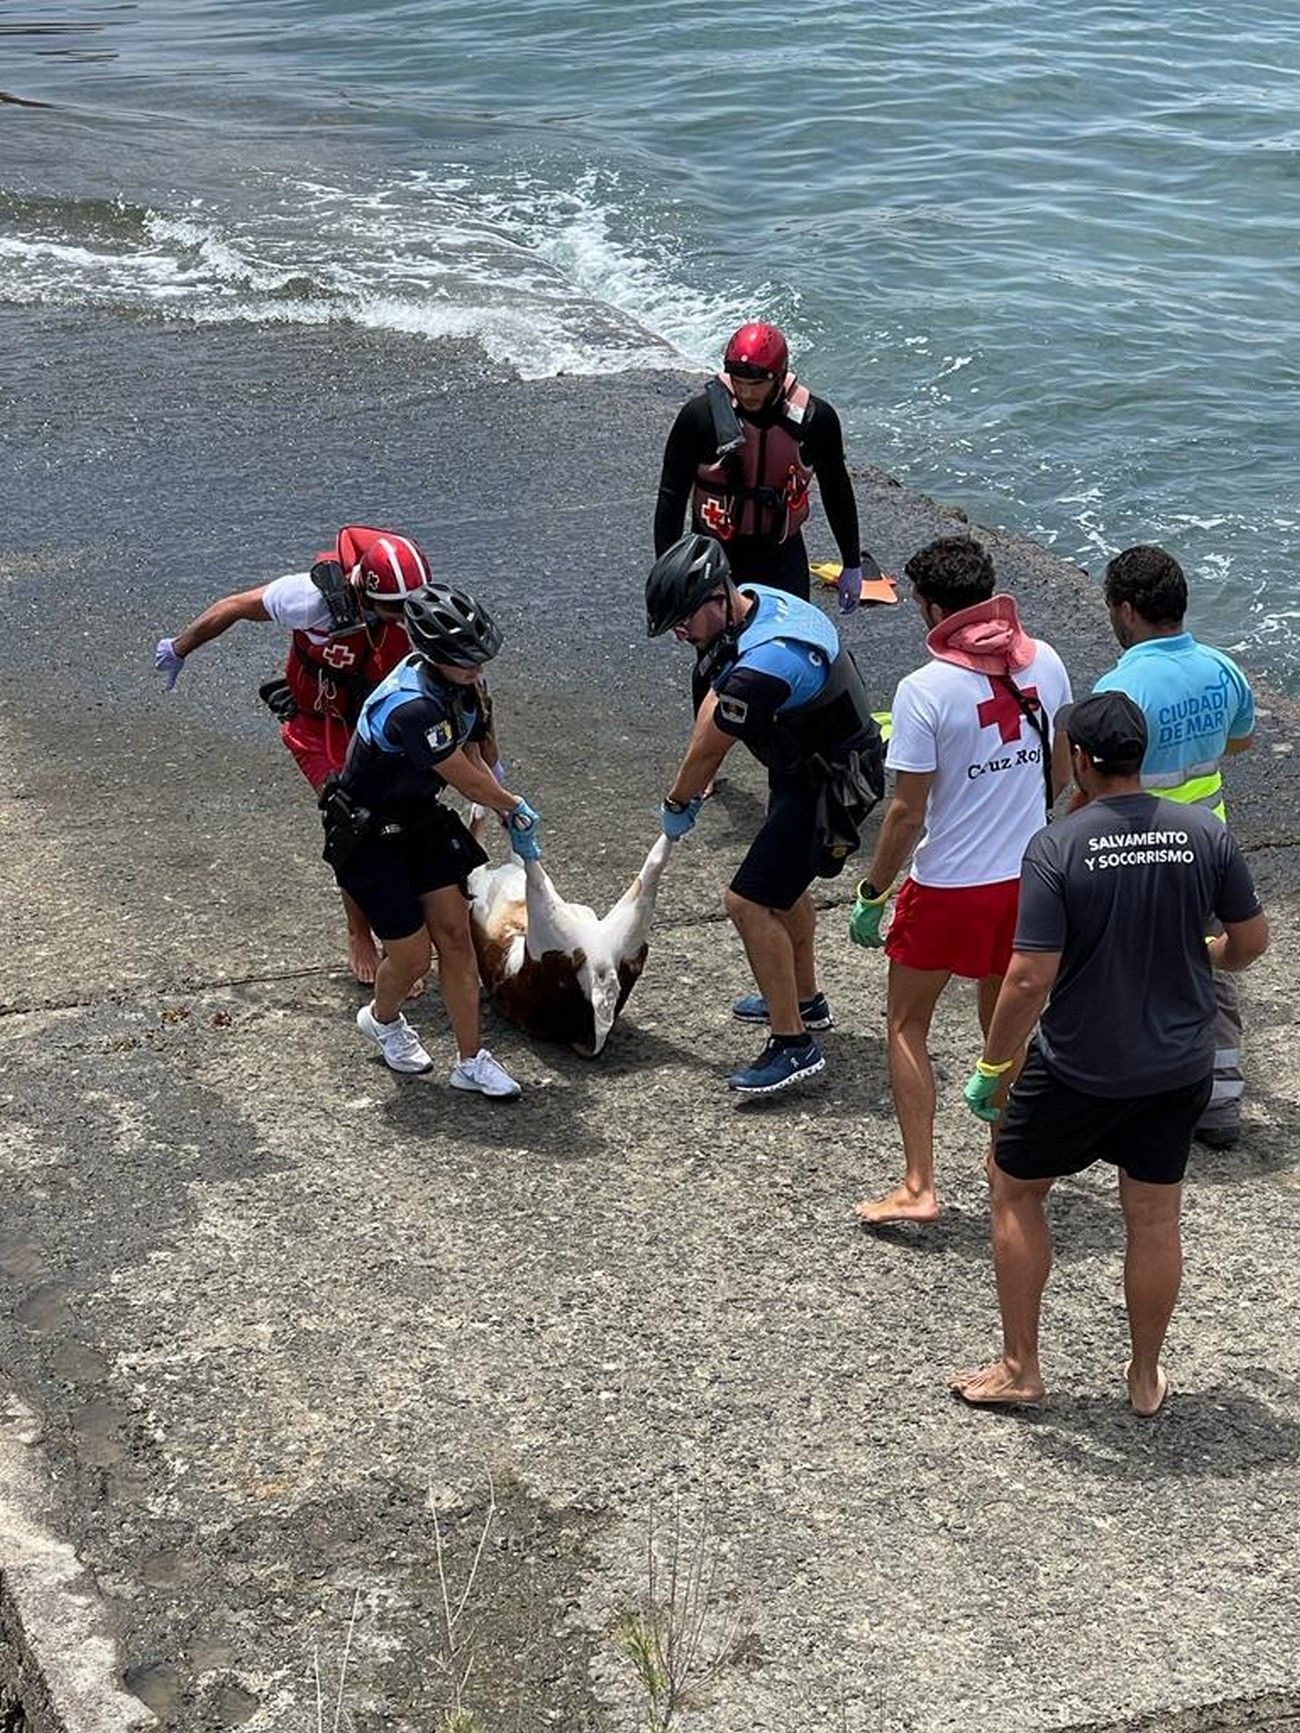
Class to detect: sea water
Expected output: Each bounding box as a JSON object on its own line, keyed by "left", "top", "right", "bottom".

{"left": 4, "top": 0, "right": 1298, "bottom": 680}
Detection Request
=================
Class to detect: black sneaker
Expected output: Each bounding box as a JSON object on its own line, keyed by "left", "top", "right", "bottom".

{"left": 1195, "top": 1125, "right": 1241, "bottom": 1150}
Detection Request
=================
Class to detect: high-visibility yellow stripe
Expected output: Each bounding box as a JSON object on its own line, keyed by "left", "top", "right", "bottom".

{"left": 1156, "top": 771, "right": 1226, "bottom": 823}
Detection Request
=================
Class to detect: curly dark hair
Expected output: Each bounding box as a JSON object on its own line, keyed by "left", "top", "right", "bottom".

{"left": 1103, "top": 545, "right": 1187, "bottom": 626}
{"left": 903, "top": 536, "right": 997, "bottom": 613}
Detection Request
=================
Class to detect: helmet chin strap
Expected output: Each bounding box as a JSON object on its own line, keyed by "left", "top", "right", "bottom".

{"left": 695, "top": 586, "right": 743, "bottom": 686}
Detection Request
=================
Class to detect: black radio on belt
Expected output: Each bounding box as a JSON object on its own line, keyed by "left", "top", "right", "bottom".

{"left": 318, "top": 776, "right": 376, "bottom": 870}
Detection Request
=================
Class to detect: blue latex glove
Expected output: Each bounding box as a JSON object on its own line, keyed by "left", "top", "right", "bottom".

{"left": 154, "top": 637, "right": 185, "bottom": 689}
{"left": 660, "top": 797, "right": 702, "bottom": 841}
{"left": 507, "top": 798, "right": 542, "bottom": 861}
{"left": 963, "top": 1060, "right": 1012, "bottom": 1122}
{"left": 836, "top": 566, "right": 863, "bottom": 614}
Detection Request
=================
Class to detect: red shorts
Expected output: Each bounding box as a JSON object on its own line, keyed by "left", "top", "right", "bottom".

{"left": 885, "top": 876, "right": 1020, "bottom": 980}
{"left": 280, "top": 711, "right": 351, "bottom": 793}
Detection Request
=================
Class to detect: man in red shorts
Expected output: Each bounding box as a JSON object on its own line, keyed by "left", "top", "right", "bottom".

{"left": 154, "top": 525, "right": 431, "bottom": 983}
{"left": 849, "top": 536, "right": 1072, "bottom": 1225}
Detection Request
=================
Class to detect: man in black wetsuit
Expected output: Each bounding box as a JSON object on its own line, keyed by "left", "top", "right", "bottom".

{"left": 653, "top": 321, "right": 884, "bottom": 611}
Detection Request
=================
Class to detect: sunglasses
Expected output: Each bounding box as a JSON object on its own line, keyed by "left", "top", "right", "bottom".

{"left": 728, "top": 361, "right": 777, "bottom": 383}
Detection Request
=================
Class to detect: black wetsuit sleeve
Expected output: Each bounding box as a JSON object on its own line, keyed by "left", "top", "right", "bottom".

{"left": 654, "top": 394, "right": 714, "bottom": 555}
{"left": 804, "top": 396, "right": 877, "bottom": 576}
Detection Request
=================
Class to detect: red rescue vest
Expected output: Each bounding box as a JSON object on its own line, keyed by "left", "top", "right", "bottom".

{"left": 284, "top": 527, "right": 409, "bottom": 725}
{"left": 692, "top": 373, "right": 814, "bottom": 543}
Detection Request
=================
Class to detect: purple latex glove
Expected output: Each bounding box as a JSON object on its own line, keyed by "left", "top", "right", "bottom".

{"left": 154, "top": 637, "right": 186, "bottom": 689}
{"left": 836, "top": 566, "right": 863, "bottom": 614}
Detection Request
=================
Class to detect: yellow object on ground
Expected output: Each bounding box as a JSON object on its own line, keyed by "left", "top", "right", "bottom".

{"left": 811, "top": 560, "right": 900, "bottom": 605}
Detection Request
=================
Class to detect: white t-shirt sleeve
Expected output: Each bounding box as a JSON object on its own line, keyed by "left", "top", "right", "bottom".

{"left": 259, "top": 572, "right": 332, "bottom": 633}
{"left": 885, "top": 673, "right": 938, "bottom": 774}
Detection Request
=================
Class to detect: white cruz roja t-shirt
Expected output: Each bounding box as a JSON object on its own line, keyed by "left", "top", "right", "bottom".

{"left": 886, "top": 643, "right": 1073, "bottom": 888}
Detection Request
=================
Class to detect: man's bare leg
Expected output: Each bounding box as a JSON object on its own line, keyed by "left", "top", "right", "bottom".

{"left": 422, "top": 887, "right": 483, "bottom": 1061}
{"left": 952, "top": 1159, "right": 1052, "bottom": 1405}
{"left": 857, "top": 963, "right": 949, "bottom": 1224}
{"left": 723, "top": 889, "right": 802, "bottom": 1035}
{"left": 1119, "top": 1171, "right": 1183, "bottom": 1417}
{"left": 774, "top": 892, "right": 819, "bottom": 1003}
{"left": 343, "top": 891, "right": 381, "bottom": 985}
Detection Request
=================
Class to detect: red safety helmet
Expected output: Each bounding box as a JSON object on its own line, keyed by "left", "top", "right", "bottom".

{"left": 350, "top": 531, "right": 433, "bottom": 601}
{"left": 723, "top": 321, "right": 789, "bottom": 382}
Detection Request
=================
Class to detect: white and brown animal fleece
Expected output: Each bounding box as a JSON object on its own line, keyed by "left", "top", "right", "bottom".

{"left": 467, "top": 825, "right": 672, "bottom": 1056}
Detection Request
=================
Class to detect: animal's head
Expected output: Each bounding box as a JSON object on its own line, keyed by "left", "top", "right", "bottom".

{"left": 574, "top": 957, "right": 622, "bottom": 1057}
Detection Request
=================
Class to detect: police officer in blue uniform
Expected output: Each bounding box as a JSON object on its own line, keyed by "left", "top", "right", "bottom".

{"left": 648, "top": 534, "right": 883, "bottom": 1093}
{"left": 322, "top": 582, "right": 542, "bottom": 1095}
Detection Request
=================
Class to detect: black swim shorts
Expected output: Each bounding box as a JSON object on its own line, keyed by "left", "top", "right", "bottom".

{"left": 729, "top": 772, "right": 821, "bottom": 911}
{"left": 994, "top": 1043, "right": 1214, "bottom": 1187}
{"left": 333, "top": 808, "right": 488, "bottom": 941}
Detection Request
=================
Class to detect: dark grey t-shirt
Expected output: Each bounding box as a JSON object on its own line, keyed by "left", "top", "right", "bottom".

{"left": 1015, "top": 793, "right": 1261, "bottom": 1095}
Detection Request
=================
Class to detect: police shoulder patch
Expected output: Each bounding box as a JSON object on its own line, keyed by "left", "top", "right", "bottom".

{"left": 717, "top": 692, "right": 750, "bottom": 726}
{"left": 425, "top": 717, "right": 454, "bottom": 753}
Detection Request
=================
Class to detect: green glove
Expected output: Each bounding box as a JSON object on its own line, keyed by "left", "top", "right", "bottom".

{"left": 848, "top": 879, "right": 890, "bottom": 948}
{"left": 963, "top": 1058, "right": 1013, "bottom": 1122}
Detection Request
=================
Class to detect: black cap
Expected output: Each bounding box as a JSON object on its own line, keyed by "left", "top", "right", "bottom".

{"left": 1065, "top": 691, "right": 1148, "bottom": 770}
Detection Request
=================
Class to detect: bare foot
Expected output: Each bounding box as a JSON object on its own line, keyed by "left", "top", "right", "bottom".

{"left": 1126, "top": 1361, "right": 1170, "bottom": 1419}
{"left": 405, "top": 975, "right": 426, "bottom": 1003}
{"left": 856, "top": 1184, "right": 940, "bottom": 1226}
{"left": 950, "top": 1359, "right": 1046, "bottom": 1408}
{"left": 347, "top": 930, "right": 381, "bottom": 985}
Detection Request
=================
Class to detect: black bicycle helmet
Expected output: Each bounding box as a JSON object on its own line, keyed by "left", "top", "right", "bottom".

{"left": 404, "top": 583, "right": 503, "bottom": 667}
{"left": 645, "top": 533, "right": 731, "bottom": 637}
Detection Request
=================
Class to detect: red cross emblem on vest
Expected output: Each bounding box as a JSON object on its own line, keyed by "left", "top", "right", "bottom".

{"left": 976, "top": 676, "right": 1039, "bottom": 744}
{"left": 699, "top": 496, "right": 734, "bottom": 539}
{"left": 320, "top": 640, "right": 358, "bottom": 669}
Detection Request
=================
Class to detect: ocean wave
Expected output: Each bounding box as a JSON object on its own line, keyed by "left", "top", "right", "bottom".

{"left": 0, "top": 170, "right": 756, "bottom": 378}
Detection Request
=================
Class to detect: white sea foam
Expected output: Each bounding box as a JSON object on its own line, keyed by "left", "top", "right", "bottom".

{"left": 0, "top": 168, "right": 762, "bottom": 379}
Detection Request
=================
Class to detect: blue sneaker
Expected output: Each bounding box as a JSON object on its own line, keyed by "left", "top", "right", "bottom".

{"left": 728, "top": 1038, "right": 825, "bottom": 1094}
{"left": 730, "top": 991, "right": 834, "bottom": 1031}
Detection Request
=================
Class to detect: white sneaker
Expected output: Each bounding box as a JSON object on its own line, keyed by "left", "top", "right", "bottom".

{"left": 356, "top": 1003, "right": 433, "bottom": 1075}
{"left": 449, "top": 1048, "right": 522, "bottom": 1099}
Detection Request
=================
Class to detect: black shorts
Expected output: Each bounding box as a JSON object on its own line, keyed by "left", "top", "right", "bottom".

{"left": 730, "top": 773, "right": 819, "bottom": 911}
{"left": 994, "top": 1044, "right": 1214, "bottom": 1187}
{"left": 333, "top": 809, "right": 488, "bottom": 942}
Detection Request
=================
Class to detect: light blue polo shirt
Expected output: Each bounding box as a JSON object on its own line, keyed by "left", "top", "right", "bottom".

{"left": 1093, "top": 633, "right": 1255, "bottom": 778}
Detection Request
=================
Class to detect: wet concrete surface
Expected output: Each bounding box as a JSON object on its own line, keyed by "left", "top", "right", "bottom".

{"left": 1, "top": 308, "right": 1299, "bottom": 1729}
